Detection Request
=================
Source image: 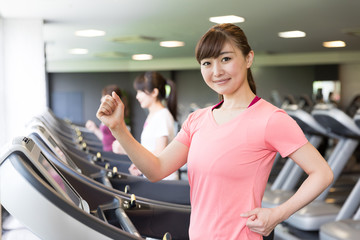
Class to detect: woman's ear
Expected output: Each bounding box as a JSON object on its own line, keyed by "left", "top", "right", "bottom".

{"left": 151, "top": 88, "right": 159, "bottom": 98}
{"left": 246, "top": 50, "right": 254, "bottom": 68}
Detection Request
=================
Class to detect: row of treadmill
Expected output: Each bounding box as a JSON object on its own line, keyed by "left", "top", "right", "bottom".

{"left": 1, "top": 102, "right": 360, "bottom": 240}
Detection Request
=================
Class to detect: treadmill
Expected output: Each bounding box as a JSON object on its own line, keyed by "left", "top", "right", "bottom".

{"left": 41, "top": 109, "right": 104, "bottom": 151}
{"left": 319, "top": 179, "right": 360, "bottom": 240}
{"left": 41, "top": 109, "right": 126, "bottom": 161}
{"left": 37, "top": 113, "right": 151, "bottom": 176}
{"left": 263, "top": 104, "right": 332, "bottom": 208}
{"left": 284, "top": 104, "right": 360, "bottom": 231}
{"left": 53, "top": 130, "right": 133, "bottom": 172}
{"left": 319, "top": 109, "right": 360, "bottom": 240}
{"left": 31, "top": 116, "right": 133, "bottom": 174}
{"left": 0, "top": 136, "right": 143, "bottom": 240}
{"left": 29, "top": 133, "right": 190, "bottom": 239}
{"left": 26, "top": 118, "right": 191, "bottom": 206}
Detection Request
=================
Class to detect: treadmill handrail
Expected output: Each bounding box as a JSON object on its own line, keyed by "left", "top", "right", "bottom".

{"left": 312, "top": 105, "right": 360, "bottom": 137}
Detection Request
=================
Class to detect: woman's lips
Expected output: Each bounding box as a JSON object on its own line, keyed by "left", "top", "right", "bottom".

{"left": 213, "top": 78, "right": 230, "bottom": 84}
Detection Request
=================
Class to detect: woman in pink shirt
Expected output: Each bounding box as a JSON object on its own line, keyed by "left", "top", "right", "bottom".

{"left": 96, "top": 24, "right": 333, "bottom": 239}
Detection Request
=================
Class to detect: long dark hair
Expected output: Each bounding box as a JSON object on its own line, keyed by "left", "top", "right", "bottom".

{"left": 195, "top": 23, "right": 256, "bottom": 98}
{"left": 134, "top": 71, "right": 177, "bottom": 121}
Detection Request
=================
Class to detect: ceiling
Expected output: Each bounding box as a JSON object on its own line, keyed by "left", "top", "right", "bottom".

{"left": 1, "top": 0, "right": 360, "bottom": 72}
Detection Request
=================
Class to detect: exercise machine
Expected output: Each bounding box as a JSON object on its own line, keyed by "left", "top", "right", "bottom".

{"left": 0, "top": 136, "right": 143, "bottom": 239}
{"left": 27, "top": 118, "right": 191, "bottom": 206}
{"left": 285, "top": 104, "right": 360, "bottom": 231}
{"left": 319, "top": 109, "right": 360, "bottom": 240}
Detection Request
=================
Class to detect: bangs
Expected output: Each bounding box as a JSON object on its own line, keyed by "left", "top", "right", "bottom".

{"left": 133, "top": 74, "right": 147, "bottom": 92}
{"left": 195, "top": 30, "right": 228, "bottom": 63}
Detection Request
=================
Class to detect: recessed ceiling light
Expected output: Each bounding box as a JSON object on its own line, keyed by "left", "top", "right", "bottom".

{"left": 68, "top": 48, "right": 89, "bottom": 54}
{"left": 75, "top": 29, "right": 106, "bottom": 37}
{"left": 160, "top": 41, "right": 185, "bottom": 48}
{"left": 323, "top": 40, "right": 346, "bottom": 48}
{"left": 132, "top": 54, "right": 153, "bottom": 61}
{"left": 209, "top": 15, "right": 245, "bottom": 24}
{"left": 278, "top": 30, "right": 306, "bottom": 38}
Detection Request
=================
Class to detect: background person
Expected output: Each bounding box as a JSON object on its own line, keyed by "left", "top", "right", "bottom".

{"left": 112, "top": 71, "right": 179, "bottom": 180}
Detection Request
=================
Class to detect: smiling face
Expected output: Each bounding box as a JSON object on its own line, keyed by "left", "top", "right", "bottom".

{"left": 136, "top": 90, "right": 157, "bottom": 109}
{"left": 200, "top": 41, "right": 253, "bottom": 97}
{"left": 195, "top": 24, "right": 256, "bottom": 97}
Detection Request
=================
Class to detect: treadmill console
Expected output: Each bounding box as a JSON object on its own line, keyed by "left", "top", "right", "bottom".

{"left": 11, "top": 137, "right": 89, "bottom": 212}
{"left": 27, "top": 122, "right": 82, "bottom": 173}
{"left": 37, "top": 151, "right": 89, "bottom": 212}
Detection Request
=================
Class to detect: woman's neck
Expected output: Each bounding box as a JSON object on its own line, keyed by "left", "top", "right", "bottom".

{"left": 148, "top": 101, "right": 165, "bottom": 115}
{"left": 221, "top": 92, "right": 256, "bottom": 110}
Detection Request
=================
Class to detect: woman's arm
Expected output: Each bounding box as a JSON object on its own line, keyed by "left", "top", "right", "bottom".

{"left": 112, "top": 140, "right": 127, "bottom": 155}
{"left": 153, "top": 136, "right": 168, "bottom": 156}
{"left": 127, "top": 136, "right": 169, "bottom": 176}
{"left": 241, "top": 142, "right": 334, "bottom": 236}
{"left": 97, "top": 92, "right": 188, "bottom": 181}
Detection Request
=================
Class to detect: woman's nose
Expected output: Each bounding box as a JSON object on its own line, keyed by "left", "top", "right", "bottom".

{"left": 213, "top": 62, "right": 224, "bottom": 77}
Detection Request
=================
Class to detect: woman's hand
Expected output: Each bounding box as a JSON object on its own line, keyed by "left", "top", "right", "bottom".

{"left": 96, "top": 91, "right": 125, "bottom": 131}
{"left": 241, "top": 207, "right": 283, "bottom": 236}
{"left": 85, "top": 120, "right": 97, "bottom": 132}
{"left": 128, "top": 163, "right": 143, "bottom": 176}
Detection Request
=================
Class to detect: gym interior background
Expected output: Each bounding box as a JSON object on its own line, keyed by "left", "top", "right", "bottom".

{"left": 1, "top": 1, "right": 360, "bottom": 145}
{"left": 1, "top": 1, "right": 360, "bottom": 239}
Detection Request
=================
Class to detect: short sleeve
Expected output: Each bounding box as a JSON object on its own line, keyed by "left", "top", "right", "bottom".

{"left": 265, "top": 110, "right": 308, "bottom": 157}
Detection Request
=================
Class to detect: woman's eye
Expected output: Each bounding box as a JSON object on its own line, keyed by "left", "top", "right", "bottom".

{"left": 222, "top": 57, "right": 231, "bottom": 62}
{"left": 201, "top": 61, "right": 210, "bottom": 66}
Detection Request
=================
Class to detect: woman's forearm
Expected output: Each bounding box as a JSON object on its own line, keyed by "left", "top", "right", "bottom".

{"left": 110, "top": 123, "right": 162, "bottom": 181}
{"left": 274, "top": 165, "right": 334, "bottom": 221}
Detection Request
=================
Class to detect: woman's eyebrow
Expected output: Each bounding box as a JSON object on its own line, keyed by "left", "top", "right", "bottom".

{"left": 200, "top": 51, "right": 234, "bottom": 61}
{"left": 219, "top": 51, "right": 234, "bottom": 55}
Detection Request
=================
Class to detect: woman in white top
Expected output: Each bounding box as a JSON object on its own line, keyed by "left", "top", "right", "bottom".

{"left": 113, "top": 71, "right": 179, "bottom": 180}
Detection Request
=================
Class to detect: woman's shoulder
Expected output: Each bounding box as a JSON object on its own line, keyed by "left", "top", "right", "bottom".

{"left": 187, "top": 106, "right": 212, "bottom": 121}
{"left": 256, "top": 99, "right": 297, "bottom": 126}
{"left": 255, "top": 98, "right": 284, "bottom": 115}
{"left": 152, "top": 108, "right": 174, "bottom": 121}
{"left": 179, "top": 106, "right": 211, "bottom": 133}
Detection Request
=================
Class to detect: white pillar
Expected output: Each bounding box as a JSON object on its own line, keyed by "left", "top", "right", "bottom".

{"left": 0, "top": 18, "right": 46, "bottom": 146}
{"left": 0, "top": 18, "right": 6, "bottom": 146}
{"left": 0, "top": 18, "right": 4, "bottom": 239}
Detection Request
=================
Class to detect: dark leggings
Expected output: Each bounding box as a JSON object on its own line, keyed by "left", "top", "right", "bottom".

{"left": 263, "top": 229, "right": 274, "bottom": 240}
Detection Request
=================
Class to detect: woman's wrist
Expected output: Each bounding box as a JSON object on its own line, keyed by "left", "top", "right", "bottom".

{"left": 110, "top": 121, "right": 129, "bottom": 139}
{"left": 272, "top": 205, "right": 289, "bottom": 223}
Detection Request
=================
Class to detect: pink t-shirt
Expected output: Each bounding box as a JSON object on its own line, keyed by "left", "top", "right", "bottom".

{"left": 175, "top": 99, "right": 307, "bottom": 239}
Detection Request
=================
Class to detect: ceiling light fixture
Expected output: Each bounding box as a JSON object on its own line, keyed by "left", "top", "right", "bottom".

{"left": 209, "top": 15, "right": 245, "bottom": 24}
{"left": 132, "top": 54, "right": 153, "bottom": 61}
{"left": 68, "top": 48, "right": 89, "bottom": 54}
{"left": 75, "top": 29, "right": 106, "bottom": 37}
{"left": 322, "top": 40, "right": 346, "bottom": 48}
{"left": 160, "top": 41, "right": 185, "bottom": 48}
{"left": 278, "top": 30, "right": 306, "bottom": 38}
